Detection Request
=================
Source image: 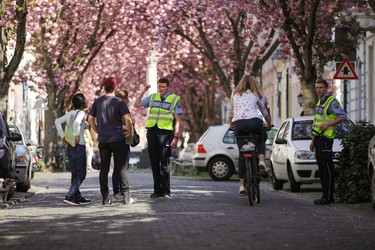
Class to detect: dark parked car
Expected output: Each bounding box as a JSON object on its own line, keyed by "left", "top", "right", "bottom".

{"left": 0, "top": 112, "right": 22, "bottom": 200}
{"left": 9, "top": 121, "right": 34, "bottom": 192}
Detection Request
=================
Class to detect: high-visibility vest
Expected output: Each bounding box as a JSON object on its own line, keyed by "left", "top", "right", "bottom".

{"left": 145, "top": 93, "right": 180, "bottom": 130}
{"left": 312, "top": 95, "right": 337, "bottom": 139}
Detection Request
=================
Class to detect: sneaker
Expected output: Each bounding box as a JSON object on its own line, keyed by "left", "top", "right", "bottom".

{"left": 124, "top": 197, "right": 137, "bottom": 204}
{"left": 113, "top": 193, "right": 123, "bottom": 201}
{"left": 102, "top": 196, "right": 112, "bottom": 205}
{"left": 123, "top": 193, "right": 137, "bottom": 204}
{"left": 258, "top": 161, "right": 269, "bottom": 178}
{"left": 150, "top": 193, "right": 161, "bottom": 198}
{"left": 160, "top": 193, "right": 171, "bottom": 199}
{"left": 76, "top": 196, "right": 91, "bottom": 205}
{"left": 239, "top": 185, "right": 246, "bottom": 196}
{"left": 63, "top": 195, "right": 80, "bottom": 206}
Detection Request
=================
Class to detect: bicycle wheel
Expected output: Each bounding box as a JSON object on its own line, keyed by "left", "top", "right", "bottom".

{"left": 245, "top": 157, "right": 254, "bottom": 206}
{"left": 249, "top": 155, "right": 258, "bottom": 204}
{"left": 253, "top": 158, "right": 260, "bottom": 204}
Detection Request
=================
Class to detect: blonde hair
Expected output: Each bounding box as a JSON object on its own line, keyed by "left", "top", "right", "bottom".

{"left": 234, "top": 74, "right": 262, "bottom": 98}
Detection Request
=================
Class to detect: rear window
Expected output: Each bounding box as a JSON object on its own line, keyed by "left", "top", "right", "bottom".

{"left": 198, "top": 127, "right": 212, "bottom": 143}
{"left": 223, "top": 129, "right": 236, "bottom": 144}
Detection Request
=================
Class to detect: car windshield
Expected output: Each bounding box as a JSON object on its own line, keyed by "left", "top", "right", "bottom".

{"left": 292, "top": 119, "right": 352, "bottom": 141}
{"left": 266, "top": 129, "right": 277, "bottom": 145}
{"left": 9, "top": 125, "right": 24, "bottom": 145}
{"left": 292, "top": 120, "right": 313, "bottom": 140}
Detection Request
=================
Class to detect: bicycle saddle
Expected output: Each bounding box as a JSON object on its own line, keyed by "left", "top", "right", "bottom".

{"left": 240, "top": 142, "right": 256, "bottom": 152}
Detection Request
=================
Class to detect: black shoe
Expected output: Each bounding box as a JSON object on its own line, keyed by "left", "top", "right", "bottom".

{"left": 63, "top": 195, "right": 80, "bottom": 206}
{"left": 76, "top": 196, "right": 91, "bottom": 205}
{"left": 150, "top": 193, "right": 161, "bottom": 198}
{"left": 314, "top": 198, "right": 330, "bottom": 205}
{"left": 102, "top": 196, "right": 111, "bottom": 205}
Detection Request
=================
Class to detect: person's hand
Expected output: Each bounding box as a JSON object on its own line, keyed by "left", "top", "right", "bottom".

{"left": 171, "top": 137, "right": 178, "bottom": 148}
{"left": 320, "top": 123, "right": 328, "bottom": 131}
{"left": 123, "top": 129, "right": 131, "bottom": 138}
{"left": 144, "top": 85, "right": 151, "bottom": 92}
{"left": 264, "top": 123, "right": 272, "bottom": 131}
{"left": 229, "top": 123, "right": 234, "bottom": 131}
{"left": 310, "top": 142, "right": 315, "bottom": 152}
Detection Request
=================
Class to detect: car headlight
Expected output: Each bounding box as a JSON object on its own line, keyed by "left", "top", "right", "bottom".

{"left": 295, "top": 150, "right": 316, "bottom": 160}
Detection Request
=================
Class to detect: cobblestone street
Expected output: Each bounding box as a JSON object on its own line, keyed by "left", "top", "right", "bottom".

{"left": 1, "top": 170, "right": 375, "bottom": 250}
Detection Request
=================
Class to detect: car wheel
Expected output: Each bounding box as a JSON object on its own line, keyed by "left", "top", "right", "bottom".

{"left": 270, "top": 162, "right": 284, "bottom": 190}
{"left": 208, "top": 156, "right": 234, "bottom": 181}
{"left": 16, "top": 178, "right": 31, "bottom": 192}
{"left": 287, "top": 164, "right": 300, "bottom": 192}
{"left": 371, "top": 168, "right": 375, "bottom": 210}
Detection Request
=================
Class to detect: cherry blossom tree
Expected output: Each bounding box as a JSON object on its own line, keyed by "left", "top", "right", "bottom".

{"left": 0, "top": 0, "right": 27, "bottom": 111}
{"left": 257, "top": 0, "right": 370, "bottom": 115}
{"left": 26, "top": 0, "right": 130, "bottom": 167}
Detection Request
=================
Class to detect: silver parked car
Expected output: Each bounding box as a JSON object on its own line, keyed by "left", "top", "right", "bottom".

{"left": 192, "top": 125, "right": 277, "bottom": 181}
{"left": 8, "top": 122, "right": 34, "bottom": 192}
{"left": 368, "top": 134, "right": 375, "bottom": 210}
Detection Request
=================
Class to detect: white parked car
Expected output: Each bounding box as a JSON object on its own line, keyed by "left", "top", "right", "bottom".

{"left": 178, "top": 143, "right": 196, "bottom": 162}
{"left": 368, "top": 134, "right": 375, "bottom": 210}
{"left": 193, "top": 125, "right": 277, "bottom": 181}
{"left": 270, "top": 116, "right": 351, "bottom": 192}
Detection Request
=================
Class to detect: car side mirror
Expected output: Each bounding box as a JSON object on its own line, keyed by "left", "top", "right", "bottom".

{"left": 275, "top": 138, "right": 287, "bottom": 144}
{"left": 9, "top": 132, "right": 22, "bottom": 142}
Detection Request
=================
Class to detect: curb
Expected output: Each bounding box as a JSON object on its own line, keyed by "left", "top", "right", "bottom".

{"left": 0, "top": 193, "right": 30, "bottom": 210}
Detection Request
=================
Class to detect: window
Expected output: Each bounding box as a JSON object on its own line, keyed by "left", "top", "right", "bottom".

{"left": 223, "top": 129, "right": 236, "bottom": 144}
{"left": 292, "top": 120, "right": 313, "bottom": 140}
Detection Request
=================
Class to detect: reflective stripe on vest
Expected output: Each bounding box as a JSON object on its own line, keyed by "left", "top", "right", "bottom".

{"left": 145, "top": 93, "right": 180, "bottom": 130}
{"left": 312, "top": 95, "right": 337, "bottom": 139}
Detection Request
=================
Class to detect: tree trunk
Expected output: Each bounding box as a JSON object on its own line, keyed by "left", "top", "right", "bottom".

{"left": 43, "top": 93, "right": 59, "bottom": 169}
{"left": 301, "top": 77, "right": 317, "bottom": 116}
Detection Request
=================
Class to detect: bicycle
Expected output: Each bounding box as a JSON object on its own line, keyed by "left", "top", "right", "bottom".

{"left": 236, "top": 129, "right": 260, "bottom": 206}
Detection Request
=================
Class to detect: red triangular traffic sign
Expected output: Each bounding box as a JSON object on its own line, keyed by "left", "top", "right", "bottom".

{"left": 333, "top": 57, "right": 358, "bottom": 80}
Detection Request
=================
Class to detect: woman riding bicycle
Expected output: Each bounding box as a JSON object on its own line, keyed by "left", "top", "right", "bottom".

{"left": 228, "top": 74, "right": 271, "bottom": 196}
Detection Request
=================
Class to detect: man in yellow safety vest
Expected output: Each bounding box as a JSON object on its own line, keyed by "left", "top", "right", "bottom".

{"left": 134, "top": 78, "right": 183, "bottom": 198}
{"left": 309, "top": 79, "right": 347, "bottom": 205}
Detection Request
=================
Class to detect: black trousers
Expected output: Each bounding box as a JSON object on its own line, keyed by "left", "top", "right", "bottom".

{"left": 98, "top": 140, "right": 129, "bottom": 198}
{"left": 314, "top": 136, "right": 335, "bottom": 200}
{"left": 147, "top": 128, "right": 173, "bottom": 195}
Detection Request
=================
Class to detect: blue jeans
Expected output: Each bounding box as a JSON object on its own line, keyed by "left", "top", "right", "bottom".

{"left": 112, "top": 144, "right": 130, "bottom": 195}
{"left": 234, "top": 118, "right": 264, "bottom": 179}
{"left": 66, "top": 144, "right": 87, "bottom": 197}
{"left": 98, "top": 140, "right": 129, "bottom": 198}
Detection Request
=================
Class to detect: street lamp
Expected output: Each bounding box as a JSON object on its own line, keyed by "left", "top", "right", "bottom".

{"left": 272, "top": 49, "right": 286, "bottom": 118}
